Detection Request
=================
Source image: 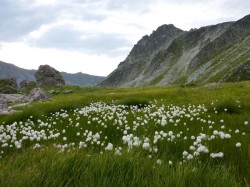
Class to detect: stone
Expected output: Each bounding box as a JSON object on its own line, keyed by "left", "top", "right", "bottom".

{"left": 28, "top": 87, "right": 50, "bottom": 102}
{"left": 47, "top": 90, "right": 60, "bottom": 94}
{"left": 1, "top": 94, "right": 28, "bottom": 103}
{"left": 35, "top": 65, "right": 65, "bottom": 87}
{"left": 63, "top": 90, "right": 73, "bottom": 94}
{"left": 20, "top": 80, "right": 37, "bottom": 89}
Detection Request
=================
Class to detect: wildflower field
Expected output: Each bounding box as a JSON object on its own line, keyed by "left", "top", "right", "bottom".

{"left": 0, "top": 82, "right": 249, "bottom": 186}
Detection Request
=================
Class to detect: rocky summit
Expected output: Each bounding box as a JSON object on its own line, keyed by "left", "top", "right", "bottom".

{"left": 100, "top": 14, "right": 250, "bottom": 87}
{"left": 35, "top": 65, "right": 65, "bottom": 87}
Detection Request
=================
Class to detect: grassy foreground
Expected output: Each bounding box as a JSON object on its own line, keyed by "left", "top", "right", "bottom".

{"left": 0, "top": 81, "right": 249, "bottom": 186}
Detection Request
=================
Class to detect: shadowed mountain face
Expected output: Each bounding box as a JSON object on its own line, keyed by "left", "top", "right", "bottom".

{"left": 100, "top": 14, "right": 250, "bottom": 87}
{"left": 0, "top": 61, "right": 105, "bottom": 87}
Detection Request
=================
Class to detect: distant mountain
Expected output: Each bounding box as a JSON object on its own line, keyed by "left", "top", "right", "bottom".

{"left": 0, "top": 61, "right": 105, "bottom": 87}
{"left": 100, "top": 14, "right": 250, "bottom": 87}
{"left": 0, "top": 61, "right": 36, "bottom": 84}
{"left": 61, "top": 72, "right": 105, "bottom": 87}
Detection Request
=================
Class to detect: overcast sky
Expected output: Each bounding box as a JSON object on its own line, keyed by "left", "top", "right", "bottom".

{"left": 0, "top": 0, "right": 249, "bottom": 76}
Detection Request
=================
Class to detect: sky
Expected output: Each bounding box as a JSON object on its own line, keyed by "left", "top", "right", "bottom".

{"left": 0, "top": 0, "right": 249, "bottom": 76}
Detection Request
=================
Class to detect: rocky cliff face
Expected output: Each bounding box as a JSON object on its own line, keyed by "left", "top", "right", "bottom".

{"left": 100, "top": 14, "right": 250, "bottom": 87}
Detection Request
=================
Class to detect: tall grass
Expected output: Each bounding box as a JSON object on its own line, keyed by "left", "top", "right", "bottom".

{"left": 0, "top": 148, "right": 243, "bottom": 187}
{"left": 0, "top": 81, "right": 249, "bottom": 186}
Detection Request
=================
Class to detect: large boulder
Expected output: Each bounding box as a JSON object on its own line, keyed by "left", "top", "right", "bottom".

{"left": 35, "top": 65, "right": 65, "bottom": 87}
{"left": 0, "top": 78, "right": 18, "bottom": 94}
{"left": 28, "top": 87, "right": 50, "bottom": 102}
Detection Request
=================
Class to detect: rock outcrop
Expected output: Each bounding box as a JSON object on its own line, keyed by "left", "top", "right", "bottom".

{"left": 100, "top": 14, "right": 250, "bottom": 87}
{"left": 28, "top": 87, "right": 50, "bottom": 102}
{"left": 0, "top": 78, "right": 18, "bottom": 94}
{"left": 35, "top": 65, "right": 65, "bottom": 87}
{"left": 20, "top": 80, "right": 37, "bottom": 89}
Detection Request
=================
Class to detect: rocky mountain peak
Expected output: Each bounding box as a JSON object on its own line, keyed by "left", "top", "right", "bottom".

{"left": 128, "top": 24, "right": 184, "bottom": 59}
{"left": 100, "top": 14, "right": 250, "bottom": 87}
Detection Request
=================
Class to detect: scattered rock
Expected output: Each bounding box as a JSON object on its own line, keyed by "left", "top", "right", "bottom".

{"left": 0, "top": 103, "right": 18, "bottom": 115}
{"left": 28, "top": 87, "right": 50, "bottom": 102}
{"left": 20, "top": 80, "right": 37, "bottom": 89}
{"left": 0, "top": 94, "right": 6, "bottom": 104}
{"left": 35, "top": 65, "right": 65, "bottom": 87}
{"left": 0, "top": 94, "right": 28, "bottom": 103}
{"left": 63, "top": 90, "right": 73, "bottom": 94}
{"left": 0, "top": 106, "right": 10, "bottom": 115}
{"left": 47, "top": 90, "right": 60, "bottom": 94}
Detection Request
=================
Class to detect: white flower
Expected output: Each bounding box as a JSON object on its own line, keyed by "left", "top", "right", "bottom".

{"left": 210, "top": 152, "right": 224, "bottom": 158}
{"left": 142, "top": 142, "right": 150, "bottom": 150}
{"left": 236, "top": 142, "right": 241, "bottom": 147}
{"left": 156, "top": 159, "right": 162, "bottom": 165}
{"left": 187, "top": 154, "right": 193, "bottom": 160}
{"left": 105, "top": 143, "right": 113, "bottom": 151}
{"left": 168, "top": 160, "right": 173, "bottom": 165}
{"left": 183, "top": 151, "right": 188, "bottom": 156}
{"left": 244, "top": 121, "right": 249, "bottom": 125}
{"left": 63, "top": 137, "right": 67, "bottom": 141}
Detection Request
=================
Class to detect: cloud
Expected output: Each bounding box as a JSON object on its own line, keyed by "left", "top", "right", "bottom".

{"left": 0, "top": 42, "right": 122, "bottom": 76}
{"left": 28, "top": 24, "right": 131, "bottom": 55}
{"left": 0, "top": 0, "right": 249, "bottom": 76}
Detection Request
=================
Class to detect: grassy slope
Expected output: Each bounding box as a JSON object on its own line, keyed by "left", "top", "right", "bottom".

{"left": 0, "top": 82, "right": 249, "bottom": 186}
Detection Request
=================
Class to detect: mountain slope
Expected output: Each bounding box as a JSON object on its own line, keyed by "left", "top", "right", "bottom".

{"left": 0, "top": 61, "right": 105, "bottom": 87}
{"left": 0, "top": 61, "right": 36, "bottom": 84}
{"left": 61, "top": 72, "right": 105, "bottom": 87}
{"left": 100, "top": 14, "right": 250, "bottom": 87}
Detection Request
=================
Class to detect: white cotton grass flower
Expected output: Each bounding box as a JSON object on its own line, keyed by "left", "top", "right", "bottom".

{"left": 187, "top": 154, "right": 194, "bottom": 160}
{"left": 210, "top": 152, "right": 224, "bottom": 158}
{"left": 244, "top": 121, "right": 249, "bottom": 125}
{"left": 142, "top": 142, "right": 150, "bottom": 150}
{"left": 235, "top": 142, "right": 241, "bottom": 148}
{"left": 105, "top": 143, "right": 113, "bottom": 151}
{"left": 168, "top": 160, "right": 173, "bottom": 165}
{"left": 156, "top": 159, "right": 162, "bottom": 165}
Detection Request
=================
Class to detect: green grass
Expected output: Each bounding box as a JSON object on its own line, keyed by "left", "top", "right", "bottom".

{"left": 0, "top": 81, "right": 249, "bottom": 186}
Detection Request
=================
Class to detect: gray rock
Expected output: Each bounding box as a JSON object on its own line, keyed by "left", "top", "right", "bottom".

{"left": 35, "top": 65, "right": 65, "bottom": 87}
{"left": 20, "top": 80, "right": 37, "bottom": 89}
{"left": 63, "top": 90, "right": 73, "bottom": 94}
{"left": 0, "top": 94, "right": 6, "bottom": 104}
{"left": 28, "top": 87, "right": 50, "bottom": 102}
{"left": 0, "top": 94, "right": 28, "bottom": 103}
{"left": 48, "top": 90, "right": 60, "bottom": 94}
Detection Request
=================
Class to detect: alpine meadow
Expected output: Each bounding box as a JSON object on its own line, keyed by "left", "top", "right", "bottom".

{"left": 0, "top": 82, "right": 249, "bottom": 186}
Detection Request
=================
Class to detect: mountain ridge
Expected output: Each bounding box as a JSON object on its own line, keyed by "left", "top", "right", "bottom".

{"left": 100, "top": 14, "right": 250, "bottom": 87}
{"left": 0, "top": 61, "right": 105, "bottom": 87}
